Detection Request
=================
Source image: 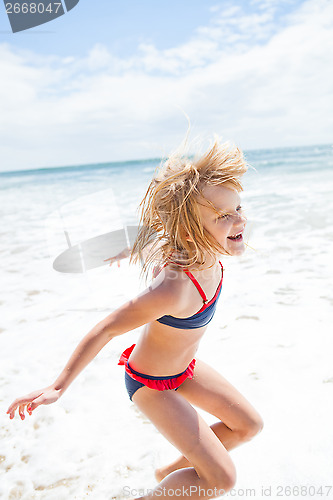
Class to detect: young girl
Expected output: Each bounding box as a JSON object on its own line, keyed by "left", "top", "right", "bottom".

{"left": 7, "top": 138, "right": 263, "bottom": 499}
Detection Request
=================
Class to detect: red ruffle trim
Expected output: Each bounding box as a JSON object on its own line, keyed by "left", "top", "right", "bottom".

{"left": 118, "top": 344, "right": 196, "bottom": 391}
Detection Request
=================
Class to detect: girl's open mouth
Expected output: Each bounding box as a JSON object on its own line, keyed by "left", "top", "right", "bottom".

{"left": 227, "top": 232, "right": 243, "bottom": 241}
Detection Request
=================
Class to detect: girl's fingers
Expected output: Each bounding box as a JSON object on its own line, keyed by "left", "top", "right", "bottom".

{"left": 7, "top": 389, "right": 45, "bottom": 419}
{"left": 7, "top": 407, "right": 15, "bottom": 419}
{"left": 18, "top": 404, "right": 25, "bottom": 420}
{"left": 29, "top": 401, "right": 38, "bottom": 412}
{"left": 7, "top": 398, "right": 34, "bottom": 419}
{"left": 103, "top": 257, "right": 115, "bottom": 267}
{"left": 103, "top": 257, "right": 114, "bottom": 263}
{"left": 6, "top": 402, "right": 18, "bottom": 418}
{"left": 7, "top": 399, "right": 26, "bottom": 418}
{"left": 8, "top": 402, "right": 32, "bottom": 420}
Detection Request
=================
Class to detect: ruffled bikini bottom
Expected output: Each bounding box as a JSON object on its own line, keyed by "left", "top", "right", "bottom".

{"left": 118, "top": 344, "right": 196, "bottom": 401}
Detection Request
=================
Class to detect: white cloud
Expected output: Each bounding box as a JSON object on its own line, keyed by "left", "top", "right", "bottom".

{"left": 0, "top": 0, "right": 332, "bottom": 172}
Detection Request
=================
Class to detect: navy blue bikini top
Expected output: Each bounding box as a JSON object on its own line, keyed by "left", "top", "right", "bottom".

{"left": 156, "top": 261, "right": 223, "bottom": 330}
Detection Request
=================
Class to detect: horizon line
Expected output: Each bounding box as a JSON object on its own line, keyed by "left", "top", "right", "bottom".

{"left": 0, "top": 142, "right": 331, "bottom": 176}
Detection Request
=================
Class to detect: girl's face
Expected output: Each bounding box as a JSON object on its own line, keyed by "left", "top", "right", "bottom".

{"left": 198, "top": 184, "right": 247, "bottom": 256}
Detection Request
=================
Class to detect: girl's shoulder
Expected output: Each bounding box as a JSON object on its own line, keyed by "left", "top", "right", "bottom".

{"left": 150, "top": 261, "right": 202, "bottom": 315}
{"left": 152, "top": 261, "right": 188, "bottom": 288}
{"left": 152, "top": 260, "right": 191, "bottom": 295}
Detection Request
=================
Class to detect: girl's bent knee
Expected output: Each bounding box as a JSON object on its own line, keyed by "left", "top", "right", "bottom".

{"left": 240, "top": 415, "right": 264, "bottom": 441}
{"left": 213, "top": 470, "right": 237, "bottom": 493}
{"left": 205, "top": 461, "right": 237, "bottom": 493}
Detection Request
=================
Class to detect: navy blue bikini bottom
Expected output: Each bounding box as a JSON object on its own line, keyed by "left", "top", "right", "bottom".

{"left": 124, "top": 370, "right": 182, "bottom": 401}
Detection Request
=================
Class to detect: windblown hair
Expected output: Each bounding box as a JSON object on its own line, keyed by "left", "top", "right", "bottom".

{"left": 130, "top": 136, "right": 248, "bottom": 282}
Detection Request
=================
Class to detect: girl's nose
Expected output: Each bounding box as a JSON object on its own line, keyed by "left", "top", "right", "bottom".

{"left": 235, "top": 212, "right": 247, "bottom": 223}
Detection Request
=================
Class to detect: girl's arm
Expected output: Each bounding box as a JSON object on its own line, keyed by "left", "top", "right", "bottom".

{"left": 6, "top": 274, "right": 182, "bottom": 420}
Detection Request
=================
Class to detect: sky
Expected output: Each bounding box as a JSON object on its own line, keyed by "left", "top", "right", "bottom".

{"left": 0, "top": 0, "right": 332, "bottom": 172}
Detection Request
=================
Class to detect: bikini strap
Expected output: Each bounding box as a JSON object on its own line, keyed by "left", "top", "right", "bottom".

{"left": 158, "top": 259, "right": 223, "bottom": 304}
{"left": 183, "top": 270, "right": 208, "bottom": 302}
{"left": 218, "top": 260, "right": 223, "bottom": 279}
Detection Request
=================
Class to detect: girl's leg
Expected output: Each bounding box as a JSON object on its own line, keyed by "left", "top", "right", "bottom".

{"left": 132, "top": 386, "right": 237, "bottom": 499}
{"left": 156, "top": 359, "right": 263, "bottom": 481}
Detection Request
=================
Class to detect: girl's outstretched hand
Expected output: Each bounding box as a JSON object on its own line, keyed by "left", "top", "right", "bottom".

{"left": 103, "top": 247, "right": 131, "bottom": 267}
{"left": 6, "top": 386, "right": 62, "bottom": 420}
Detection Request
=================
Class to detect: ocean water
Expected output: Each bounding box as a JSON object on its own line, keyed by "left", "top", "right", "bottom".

{"left": 1, "top": 144, "right": 333, "bottom": 499}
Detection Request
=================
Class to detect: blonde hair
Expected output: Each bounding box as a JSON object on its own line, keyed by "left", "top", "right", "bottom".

{"left": 130, "top": 136, "right": 248, "bottom": 282}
